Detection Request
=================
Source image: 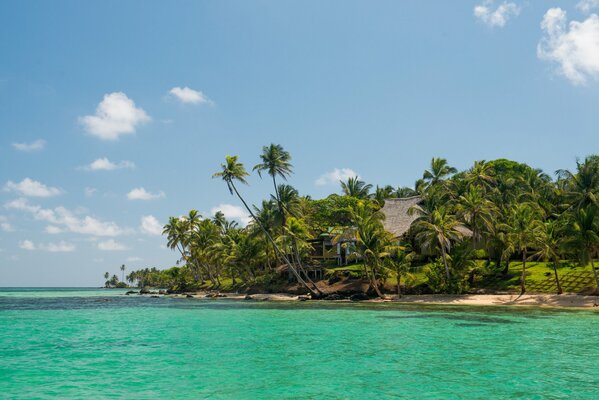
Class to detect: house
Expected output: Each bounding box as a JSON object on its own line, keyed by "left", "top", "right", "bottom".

{"left": 380, "top": 196, "right": 423, "bottom": 239}
{"left": 308, "top": 227, "right": 357, "bottom": 266}
{"left": 380, "top": 195, "right": 472, "bottom": 242}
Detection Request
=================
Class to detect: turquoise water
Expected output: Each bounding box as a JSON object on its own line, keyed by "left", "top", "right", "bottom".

{"left": 1, "top": 288, "right": 598, "bottom": 399}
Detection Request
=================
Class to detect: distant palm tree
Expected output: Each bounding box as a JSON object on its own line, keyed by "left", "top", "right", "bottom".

{"left": 422, "top": 157, "right": 457, "bottom": 187}
{"left": 567, "top": 206, "right": 599, "bottom": 294}
{"left": 340, "top": 177, "right": 372, "bottom": 199}
{"left": 104, "top": 272, "right": 109, "bottom": 288}
{"left": 532, "top": 220, "right": 564, "bottom": 294}
{"left": 214, "top": 155, "right": 319, "bottom": 296}
{"left": 557, "top": 156, "right": 599, "bottom": 210}
{"left": 253, "top": 144, "right": 293, "bottom": 218}
{"left": 411, "top": 206, "right": 465, "bottom": 283}
{"left": 120, "top": 264, "right": 126, "bottom": 282}
{"left": 502, "top": 203, "right": 543, "bottom": 295}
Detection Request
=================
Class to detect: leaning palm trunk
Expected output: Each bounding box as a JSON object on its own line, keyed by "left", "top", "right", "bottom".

{"left": 520, "top": 250, "right": 527, "bottom": 295}
{"left": 552, "top": 259, "right": 563, "bottom": 295}
{"left": 229, "top": 180, "right": 321, "bottom": 296}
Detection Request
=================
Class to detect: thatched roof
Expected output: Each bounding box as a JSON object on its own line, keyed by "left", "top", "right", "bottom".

{"left": 381, "top": 196, "right": 473, "bottom": 238}
{"left": 380, "top": 196, "right": 423, "bottom": 238}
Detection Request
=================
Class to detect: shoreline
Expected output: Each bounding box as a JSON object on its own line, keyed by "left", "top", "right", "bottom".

{"left": 156, "top": 292, "right": 599, "bottom": 309}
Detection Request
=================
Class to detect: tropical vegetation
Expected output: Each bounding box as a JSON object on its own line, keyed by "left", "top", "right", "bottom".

{"left": 126, "top": 146, "right": 599, "bottom": 298}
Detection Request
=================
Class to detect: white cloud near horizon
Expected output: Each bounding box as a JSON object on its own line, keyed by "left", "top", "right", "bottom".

{"left": 19, "top": 239, "right": 75, "bottom": 252}
{"left": 0, "top": 216, "right": 14, "bottom": 232}
{"left": 474, "top": 1, "right": 521, "bottom": 28}
{"left": 537, "top": 8, "right": 599, "bottom": 85}
{"left": 210, "top": 204, "right": 251, "bottom": 226}
{"left": 79, "top": 92, "right": 150, "bottom": 140}
{"left": 4, "top": 178, "right": 62, "bottom": 198}
{"left": 315, "top": 168, "right": 359, "bottom": 186}
{"left": 127, "top": 187, "right": 165, "bottom": 201}
{"left": 97, "top": 239, "right": 128, "bottom": 251}
{"left": 140, "top": 215, "right": 162, "bottom": 235}
{"left": 6, "top": 198, "right": 125, "bottom": 237}
{"left": 169, "top": 86, "right": 212, "bottom": 104}
{"left": 577, "top": 0, "right": 599, "bottom": 14}
{"left": 19, "top": 240, "right": 35, "bottom": 250}
{"left": 45, "top": 225, "right": 63, "bottom": 234}
{"left": 82, "top": 157, "right": 135, "bottom": 171}
{"left": 12, "top": 139, "right": 46, "bottom": 152}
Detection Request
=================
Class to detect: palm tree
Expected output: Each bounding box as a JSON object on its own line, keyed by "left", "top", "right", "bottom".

{"left": 422, "top": 157, "right": 457, "bottom": 187}
{"left": 390, "top": 245, "right": 414, "bottom": 298}
{"left": 411, "top": 206, "right": 465, "bottom": 283}
{"left": 556, "top": 156, "right": 599, "bottom": 210}
{"left": 253, "top": 144, "right": 293, "bottom": 220}
{"left": 455, "top": 186, "right": 496, "bottom": 246}
{"left": 532, "top": 220, "right": 564, "bottom": 294}
{"left": 214, "top": 155, "right": 320, "bottom": 296}
{"left": 104, "top": 272, "right": 109, "bottom": 288}
{"left": 120, "top": 264, "right": 126, "bottom": 282}
{"left": 464, "top": 160, "right": 496, "bottom": 189}
{"left": 351, "top": 205, "right": 390, "bottom": 298}
{"left": 502, "top": 203, "right": 543, "bottom": 295}
{"left": 567, "top": 206, "right": 599, "bottom": 294}
{"left": 340, "top": 177, "right": 372, "bottom": 199}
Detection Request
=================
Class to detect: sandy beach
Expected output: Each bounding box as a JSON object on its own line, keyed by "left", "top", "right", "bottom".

{"left": 162, "top": 292, "right": 599, "bottom": 309}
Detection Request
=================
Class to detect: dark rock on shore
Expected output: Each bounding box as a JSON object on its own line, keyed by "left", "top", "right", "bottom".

{"left": 324, "top": 294, "right": 345, "bottom": 301}
{"left": 125, "top": 291, "right": 136, "bottom": 295}
{"left": 244, "top": 295, "right": 253, "bottom": 300}
{"left": 158, "top": 290, "right": 166, "bottom": 295}
{"left": 186, "top": 294, "right": 194, "bottom": 298}
{"left": 140, "top": 288, "right": 150, "bottom": 294}
{"left": 350, "top": 293, "right": 370, "bottom": 301}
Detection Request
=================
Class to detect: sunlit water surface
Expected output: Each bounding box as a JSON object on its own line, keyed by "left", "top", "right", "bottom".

{"left": 1, "top": 288, "right": 598, "bottom": 399}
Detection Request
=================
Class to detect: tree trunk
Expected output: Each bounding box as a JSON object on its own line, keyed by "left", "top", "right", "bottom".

{"left": 396, "top": 268, "right": 402, "bottom": 298}
{"left": 553, "top": 259, "right": 563, "bottom": 295}
{"left": 520, "top": 250, "right": 527, "bottom": 295}
{"left": 591, "top": 258, "right": 599, "bottom": 295}
{"left": 441, "top": 246, "right": 451, "bottom": 282}
{"left": 229, "top": 180, "right": 321, "bottom": 296}
{"left": 368, "top": 260, "right": 385, "bottom": 299}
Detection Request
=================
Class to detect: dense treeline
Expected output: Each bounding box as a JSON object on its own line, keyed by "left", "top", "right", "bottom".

{"left": 127, "top": 144, "right": 599, "bottom": 298}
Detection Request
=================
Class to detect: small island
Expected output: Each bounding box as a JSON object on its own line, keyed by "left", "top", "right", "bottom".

{"left": 120, "top": 144, "right": 599, "bottom": 308}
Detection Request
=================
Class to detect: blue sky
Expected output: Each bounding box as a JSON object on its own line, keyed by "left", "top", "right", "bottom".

{"left": 1, "top": 0, "right": 599, "bottom": 286}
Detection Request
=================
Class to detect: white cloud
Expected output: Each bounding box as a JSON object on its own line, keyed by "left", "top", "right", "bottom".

{"left": 474, "top": 1, "right": 521, "bottom": 28}
{"left": 537, "top": 8, "right": 599, "bottom": 85}
{"left": 42, "top": 241, "right": 76, "bottom": 253}
{"left": 19, "top": 239, "right": 76, "bottom": 252}
{"left": 98, "top": 239, "right": 128, "bottom": 251}
{"left": 315, "top": 168, "right": 359, "bottom": 186}
{"left": 0, "top": 216, "right": 14, "bottom": 232}
{"left": 19, "top": 240, "right": 35, "bottom": 251}
{"left": 127, "top": 187, "right": 165, "bottom": 201}
{"left": 140, "top": 215, "right": 162, "bottom": 235}
{"left": 210, "top": 204, "right": 251, "bottom": 226}
{"left": 79, "top": 92, "right": 150, "bottom": 140}
{"left": 577, "top": 0, "right": 599, "bottom": 14}
{"left": 45, "top": 225, "right": 63, "bottom": 234}
{"left": 6, "top": 198, "right": 125, "bottom": 237}
{"left": 12, "top": 139, "right": 46, "bottom": 152}
{"left": 4, "top": 178, "right": 62, "bottom": 198}
{"left": 84, "top": 187, "right": 97, "bottom": 197}
{"left": 126, "top": 256, "right": 143, "bottom": 262}
{"left": 169, "top": 86, "right": 212, "bottom": 104}
{"left": 82, "top": 157, "right": 135, "bottom": 171}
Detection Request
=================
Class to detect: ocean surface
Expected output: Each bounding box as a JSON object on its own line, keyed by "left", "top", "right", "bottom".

{"left": 1, "top": 288, "right": 598, "bottom": 399}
